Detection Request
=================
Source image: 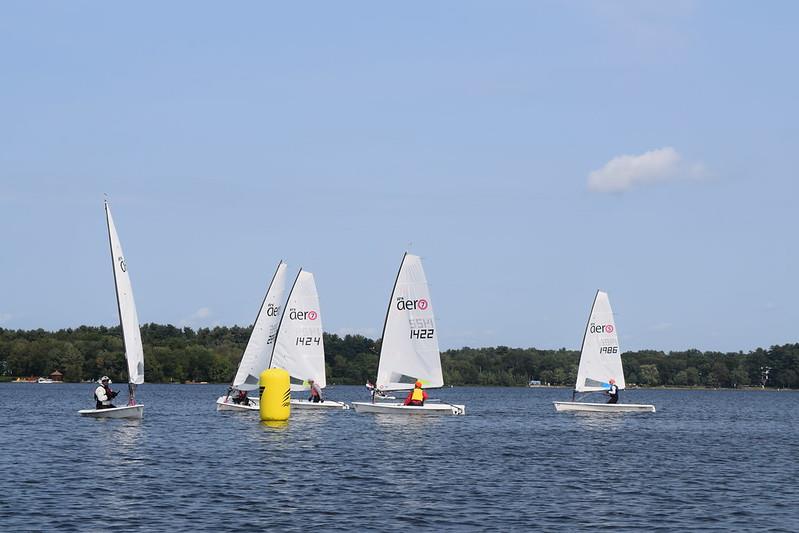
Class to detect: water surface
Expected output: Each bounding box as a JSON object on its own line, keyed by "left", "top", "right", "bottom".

{"left": 1, "top": 384, "right": 796, "bottom": 531}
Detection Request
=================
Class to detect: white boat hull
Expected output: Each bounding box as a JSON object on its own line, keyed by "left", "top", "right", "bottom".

{"left": 290, "top": 399, "right": 350, "bottom": 410}
{"left": 352, "top": 401, "right": 465, "bottom": 415}
{"left": 78, "top": 404, "right": 144, "bottom": 419}
{"left": 216, "top": 395, "right": 258, "bottom": 412}
{"left": 553, "top": 401, "right": 655, "bottom": 413}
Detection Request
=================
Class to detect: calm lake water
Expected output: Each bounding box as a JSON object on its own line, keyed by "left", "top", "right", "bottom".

{"left": 1, "top": 384, "right": 797, "bottom": 532}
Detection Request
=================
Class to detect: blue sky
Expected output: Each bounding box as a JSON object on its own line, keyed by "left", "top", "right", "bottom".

{"left": 1, "top": 1, "right": 797, "bottom": 352}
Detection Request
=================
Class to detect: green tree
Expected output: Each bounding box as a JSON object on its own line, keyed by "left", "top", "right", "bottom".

{"left": 638, "top": 364, "right": 660, "bottom": 386}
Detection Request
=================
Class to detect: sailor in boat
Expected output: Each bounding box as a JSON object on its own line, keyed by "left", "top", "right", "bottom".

{"left": 403, "top": 381, "right": 428, "bottom": 406}
{"left": 606, "top": 378, "right": 619, "bottom": 404}
{"left": 94, "top": 376, "right": 119, "bottom": 410}
{"left": 308, "top": 379, "right": 324, "bottom": 403}
{"left": 366, "top": 380, "right": 391, "bottom": 400}
{"left": 231, "top": 389, "right": 252, "bottom": 406}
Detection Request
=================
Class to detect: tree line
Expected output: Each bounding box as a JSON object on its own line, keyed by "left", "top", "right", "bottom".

{"left": 1, "top": 324, "right": 797, "bottom": 389}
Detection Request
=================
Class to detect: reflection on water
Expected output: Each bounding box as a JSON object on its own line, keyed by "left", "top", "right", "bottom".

{"left": 571, "top": 411, "right": 627, "bottom": 431}
{"left": 112, "top": 419, "right": 144, "bottom": 448}
{"left": 0, "top": 384, "right": 797, "bottom": 532}
{"left": 260, "top": 420, "right": 289, "bottom": 430}
{"left": 370, "top": 411, "right": 444, "bottom": 431}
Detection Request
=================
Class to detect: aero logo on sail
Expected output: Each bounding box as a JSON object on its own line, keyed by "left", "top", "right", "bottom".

{"left": 289, "top": 308, "right": 318, "bottom": 320}
{"left": 396, "top": 297, "right": 429, "bottom": 311}
{"left": 589, "top": 323, "right": 614, "bottom": 334}
{"left": 265, "top": 303, "right": 281, "bottom": 317}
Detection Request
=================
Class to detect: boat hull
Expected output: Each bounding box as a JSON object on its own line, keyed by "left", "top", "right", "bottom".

{"left": 216, "top": 395, "right": 258, "bottom": 411}
{"left": 553, "top": 401, "right": 655, "bottom": 413}
{"left": 352, "top": 401, "right": 465, "bottom": 415}
{"left": 78, "top": 404, "right": 144, "bottom": 419}
{"left": 290, "top": 399, "right": 350, "bottom": 410}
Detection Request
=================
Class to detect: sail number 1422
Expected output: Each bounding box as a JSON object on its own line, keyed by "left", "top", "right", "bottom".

{"left": 409, "top": 318, "right": 434, "bottom": 339}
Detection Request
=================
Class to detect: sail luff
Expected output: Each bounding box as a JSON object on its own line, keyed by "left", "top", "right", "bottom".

{"left": 377, "top": 252, "right": 407, "bottom": 354}
{"left": 104, "top": 201, "right": 144, "bottom": 386}
{"left": 268, "top": 268, "right": 302, "bottom": 370}
{"left": 231, "top": 261, "right": 287, "bottom": 391}
{"left": 375, "top": 254, "right": 443, "bottom": 391}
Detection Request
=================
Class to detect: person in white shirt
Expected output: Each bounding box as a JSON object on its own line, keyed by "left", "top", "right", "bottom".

{"left": 308, "top": 379, "right": 324, "bottom": 403}
{"left": 94, "top": 376, "right": 118, "bottom": 409}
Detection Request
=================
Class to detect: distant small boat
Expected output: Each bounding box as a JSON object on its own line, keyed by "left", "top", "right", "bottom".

{"left": 352, "top": 253, "right": 465, "bottom": 416}
{"left": 78, "top": 200, "right": 145, "bottom": 420}
{"left": 37, "top": 377, "right": 56, "bottom": 384}
{"left": 553, "top": 290, "right": 655, "bottom": 414}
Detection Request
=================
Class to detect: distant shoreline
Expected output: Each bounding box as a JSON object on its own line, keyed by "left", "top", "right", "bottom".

{"left": 1, "top": 376, "right": 795, "bottom": 392}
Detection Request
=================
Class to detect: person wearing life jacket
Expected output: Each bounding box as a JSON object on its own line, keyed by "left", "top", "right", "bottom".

{"left": 404, "top": 381, "right": 428, "bottom": 406}
{"left": 606, "top": 378, "right": 619, "bottom": 404}
{"left": 308, "top": 379, "right": 324, "bottom": 403}
{"left": 94, "top": 376, "right": 118, "bottom": 409}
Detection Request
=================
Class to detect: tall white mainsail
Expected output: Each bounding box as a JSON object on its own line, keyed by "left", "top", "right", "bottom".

{"left": 269, "top": 269, "right": 326, "bottom": 391}
{"left": 376, "top": 253, "right": 443, "bottom": 391}
{"left": 574, "top": 290, "right": 626, "bottom": 393}
{"left": 105, "top": 201, "right": 144, "bottom": 390}
{"left": 231, "top": 261, "right": 287, "bottom": 391}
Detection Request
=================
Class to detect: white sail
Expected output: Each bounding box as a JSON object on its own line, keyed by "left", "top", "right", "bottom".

{"left": 105, "top": 201, "right": 144, "bottom": 385}
{"left": 375, "top": 253, "right": 443, "bottom": 391}
{"left": 231, "top": 261, "right": 287, "bottom": 391}
{"left": 574, "top": 290, "right": 626, "bottom": 393}
{"left": 269, "top": 269, "right": 326, "bottom": 391}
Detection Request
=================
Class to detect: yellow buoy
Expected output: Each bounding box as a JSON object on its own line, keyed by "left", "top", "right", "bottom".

{"left": 259, "top": 368, "right": 290, "bottom": 422}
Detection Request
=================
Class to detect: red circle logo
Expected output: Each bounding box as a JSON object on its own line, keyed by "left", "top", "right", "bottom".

{"left": 606, "top": 324, "right": 614, "bottom": 333}
{"left": 308, "top": 311, "right": 318, "bottom": 320}
{"left": 417, "top": 299, "right": 428, "bottom": 310}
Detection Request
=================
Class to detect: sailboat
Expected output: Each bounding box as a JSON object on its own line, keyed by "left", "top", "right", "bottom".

{"left": 269, "top": 269, "right": 349, "bottom": 410}
{"left": 352, "top": 253, "right": 465, "bottom": 415}
{"left": 216, "top": 261, "right": 287, "bottom": 412}
{"left": 553, "top": 290, "right": 656, "bottom": 413}
{"left": 79, "top": 201, "right": 145, "bottom": 419}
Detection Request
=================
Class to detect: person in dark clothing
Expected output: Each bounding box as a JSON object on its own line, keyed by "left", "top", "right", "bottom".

{"left": 606, "top": 378, "right": 619, "bottom": 404}
{"left": 232, "top": 389, "right": 251, "bottom": 405}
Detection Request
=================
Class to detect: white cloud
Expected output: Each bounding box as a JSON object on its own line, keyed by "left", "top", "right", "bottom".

{"left": 588, "top": 147, "right": 706, "bottom": 193}
{"left": 180, "top": 307, "right": 213, "bottom": 328}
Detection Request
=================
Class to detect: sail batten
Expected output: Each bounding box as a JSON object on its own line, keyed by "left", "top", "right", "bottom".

{"left": 375, "top": 254, "right": 443, "bottom": 391}
{"left": 573, "top": 290, "right": 625, "bottom": 393}
{"left": 231, "top": 262, "right": 287, "bottom": 391}
{"left": 269, "top": 270, "right": 326, "bottom": 391}
{"left": 105, "top": 201, "right": 144, "bottom": 385}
